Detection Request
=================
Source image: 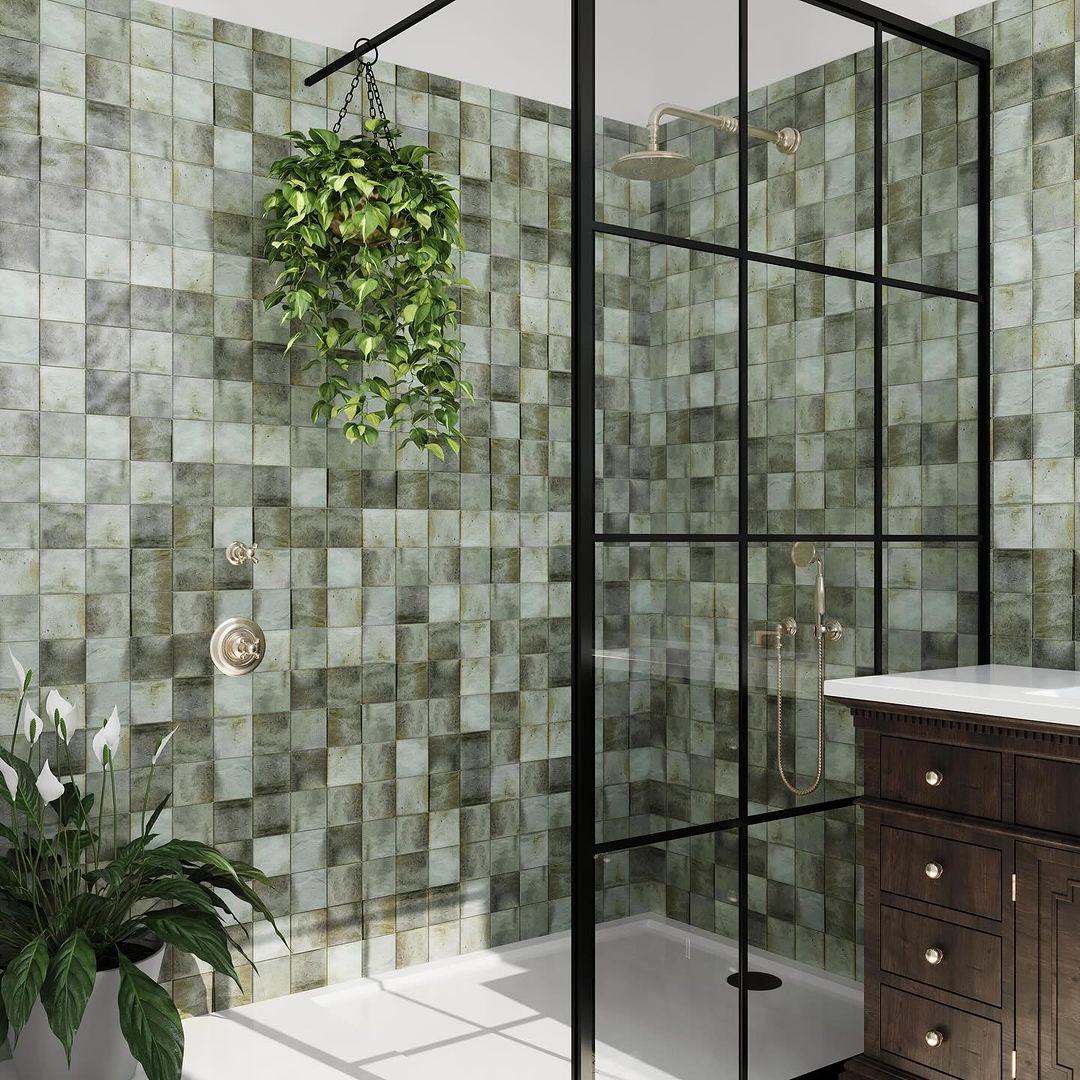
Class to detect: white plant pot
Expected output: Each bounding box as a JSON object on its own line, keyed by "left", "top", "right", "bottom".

{"left": 10, "top": 943, "right": 166, "bottom": 1080}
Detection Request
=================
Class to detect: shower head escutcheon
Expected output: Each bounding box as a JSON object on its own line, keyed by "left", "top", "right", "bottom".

{"left": 613, "top": 102, "right": 801, "bottom": 181}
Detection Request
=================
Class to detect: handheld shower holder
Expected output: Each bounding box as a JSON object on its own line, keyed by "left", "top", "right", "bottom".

{"left": 773, "top": 542, "right": 843, "bottom": 798}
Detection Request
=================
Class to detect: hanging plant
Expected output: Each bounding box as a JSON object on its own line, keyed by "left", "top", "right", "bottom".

{"left": 262, "top": 64, "right": 472, "bottom": 457}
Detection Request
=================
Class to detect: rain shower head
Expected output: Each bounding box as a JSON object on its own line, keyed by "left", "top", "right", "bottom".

{"left": 613, "top": 102, "right": 800, "bottom": 181}
{"left": 612, "top": 148, "right": 696, "bottom": 181}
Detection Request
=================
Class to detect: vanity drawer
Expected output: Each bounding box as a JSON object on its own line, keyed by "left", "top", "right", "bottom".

{"left": 879, "top": 825, "right": 1001, "bottom": 920}
{"left": 880, "top": 736, "right": 1001, "bottom": 819}
{"left": 880, "top": 985, "right": 1001, "bottom": 1080}
{"left": 880, "top": 906, "right": 1002, "bottom": 1007}
{"left": 1014, "top": 755, "right": 1080, "bottom": 834}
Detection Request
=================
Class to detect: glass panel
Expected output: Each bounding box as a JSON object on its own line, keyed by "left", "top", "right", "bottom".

{"left": 883, "top": 37, "right": 980, "bottom": 292}
{"left": 596, "top": 831, "right": 740, "bottom": 1078}
{"left": 596, "top": 236, "right": 740, "bottom": 535}
{"left": 595, "top": 543, "right": 740, "bottom": 845}
{"left": 747, "top": 266, "right": 876, "bottom": 536}
{"left": 748, "top": 542, "right": 872, "bottom": 816}
{"left": 884, "top": 287, "right": 979, "bottom": 535}
{"left": 595, "top": 0, "right": 740, "bottom": 244}
{"left": 747, "top": 809, "right": 864, "bottom": 1078}
{"left": 748, "top": 0, "right": 876, "bottom": 274}
{"left": 884, "top": 541, "right": 979, "bottom": 671}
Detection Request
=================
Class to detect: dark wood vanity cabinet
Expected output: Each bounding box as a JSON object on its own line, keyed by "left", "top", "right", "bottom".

{"left": 839, "top": 703, "right": 1080, "bottom": 1080}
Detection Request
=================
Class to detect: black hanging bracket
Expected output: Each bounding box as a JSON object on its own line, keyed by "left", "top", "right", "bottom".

{"left": 304, "top": 0, "right": 458, "bottom": 87}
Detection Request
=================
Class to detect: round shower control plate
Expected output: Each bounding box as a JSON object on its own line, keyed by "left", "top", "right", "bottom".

{"left": 210, "top": 617, "right": 266, "bottom": 677}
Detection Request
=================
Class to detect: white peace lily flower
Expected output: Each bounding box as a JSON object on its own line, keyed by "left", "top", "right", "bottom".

{"left": 46, "top": 689, "right": 77, "bottom": 744}
{"left": 20, "top": 701, "right": 42, "bottom": 746}
{"left": 152, "top": 728, "right": 177, "bottom": 766}
{"left": 0, "top": 757, "right": 18, "bottom": 800}
{"left": 92, "top": 706, "right": 122, "bottom": 768}
{"left": 8, "top": 648, "right": 27, "bottom": 691}
{"left": 35, "top": 760, "right": 64, "bottom": 804}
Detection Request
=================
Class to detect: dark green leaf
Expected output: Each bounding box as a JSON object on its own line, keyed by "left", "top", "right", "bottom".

{"left": 141, "top": 793, "right": 172, "bottom": 839}
{"left": 1, "top": 935, "right": 49, "bottom": 1040}
{"left": 152, "top": 839, "right": 239, "bottom": 881}
{"left": 139, "top": 877, "right": 222, "bottom": 917}
{"left": 41, "top": 931, "right": 96, "bottom": 1063}
{"left": 188, "top": 868, "right": 288, "bottom": 951}
{"left": 56, "top": 783, "right": 94, "bottom": 828}
{"left": 142, "top": 911, "right": 238, "bottom": 985}
{"left": 117, "top": 953, "right": 184, "bottom": 1080}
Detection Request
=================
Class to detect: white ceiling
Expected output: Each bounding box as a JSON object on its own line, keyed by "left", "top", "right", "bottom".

{"left": 184, "top": 0, "right": 980, "bottom": 123}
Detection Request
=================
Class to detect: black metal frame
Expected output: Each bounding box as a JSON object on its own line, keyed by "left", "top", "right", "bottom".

{"left": 571, "top": 1, "right": 991, "bottom": 1077}
{"left": 303, "top": 0, "right": 458, "bottom": 86}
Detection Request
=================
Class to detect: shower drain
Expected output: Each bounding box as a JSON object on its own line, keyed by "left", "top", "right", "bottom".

{"left": 726, "top": 971, "right": 783, "bottom": 991}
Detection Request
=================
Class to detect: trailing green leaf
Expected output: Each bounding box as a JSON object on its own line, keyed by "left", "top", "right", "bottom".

{"left": 117, "top": 953, "right": 184, "bottom": 1080}
{"left": 262, "top": 123, "right": 473, "bottom": 457}
{"left": 41, "top": 931, "right": 96, "bottom": 1062}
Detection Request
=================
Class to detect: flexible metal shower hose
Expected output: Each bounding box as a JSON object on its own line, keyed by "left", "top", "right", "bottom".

{"left": 776, "top": 629, "right": 826, "bottom": 797}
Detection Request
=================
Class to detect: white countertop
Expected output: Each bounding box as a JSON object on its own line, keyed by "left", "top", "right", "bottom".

{"left": 824, "top": 665, "right": 1080, "bottom": 728}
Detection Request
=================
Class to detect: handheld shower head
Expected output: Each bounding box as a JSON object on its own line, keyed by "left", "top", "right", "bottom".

{"left": 791, "top": 542, "right": 826, "bottom": 619}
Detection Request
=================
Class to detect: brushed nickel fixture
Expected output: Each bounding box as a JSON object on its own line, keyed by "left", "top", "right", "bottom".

{"left": 225, "top": 540, "right": 259, "bottom": 566}
{"left": 210, "top": 617, "right": 265, "bottom": 677}
{"left": 772, "top": 542, "right": 843, "bottom": 797}
{"left": 613, "top": 103, "right": 801, "bottom": 180}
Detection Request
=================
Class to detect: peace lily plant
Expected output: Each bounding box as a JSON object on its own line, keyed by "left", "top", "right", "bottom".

{"left": 0, "top": 651, "right": 284, "bottom": 1080}
{"left": 263, "top": 121, "right": 473, "bottom": 457}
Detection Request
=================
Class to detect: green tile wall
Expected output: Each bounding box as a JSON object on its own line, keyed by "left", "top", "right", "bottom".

{"left": 0, "top": 0, "right": 572, "bottom": 1015}
{"left": 4, "top": 0, "right": 1080, "bottom": 1034}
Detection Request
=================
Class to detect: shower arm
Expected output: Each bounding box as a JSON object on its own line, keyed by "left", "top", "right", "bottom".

{"left": 645, "top": 103, "right": 801, "bottom": 155}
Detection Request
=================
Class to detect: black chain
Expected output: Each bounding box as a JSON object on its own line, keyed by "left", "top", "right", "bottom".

{"left": 364, "top": 61, "right": 395, "bottom": 151}
{"left": 332, "top": 37, "right": 395, "bottom": 151}
{"left": 331, "top": 38, "right": 366, "bottom": 134}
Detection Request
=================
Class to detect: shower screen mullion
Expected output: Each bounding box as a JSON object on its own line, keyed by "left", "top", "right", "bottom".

{"left": 874, "top": 21, "right": 885, "bottom": 676}
{"left": 737, "top": 0, "right": 751, "bottom": 1075}
{"left": 570, "top": 0, "right": 596, "bottom": 1074}
{"left": 977, "top": 54, "right": 992, "bottom": 661}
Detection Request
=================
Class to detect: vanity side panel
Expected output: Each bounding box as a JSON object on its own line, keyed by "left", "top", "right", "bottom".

{"left": 861, "top": 807, "right": 884, "bottom": 1062}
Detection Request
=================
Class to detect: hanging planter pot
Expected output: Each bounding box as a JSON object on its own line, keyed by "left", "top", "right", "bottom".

{"left": 262, "top": 50, "right": 473, "bottom": 456}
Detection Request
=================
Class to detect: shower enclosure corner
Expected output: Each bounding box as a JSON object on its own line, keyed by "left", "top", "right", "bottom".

{"left": 569, "top": 0, "right": 991, "bottom": 1077}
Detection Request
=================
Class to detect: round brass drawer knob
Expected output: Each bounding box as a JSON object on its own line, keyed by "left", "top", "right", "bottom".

{"left": 924, "top": 946, "right": 944, "bottom": 966}
{"left": 925, "top": 861, "right": 944, "bottom": 880}
{"left": 925, "top": 769, "right": 944, "bottom": 787}
{"left": 924, "top": 1029, "right": 945, "bottom": 1048}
